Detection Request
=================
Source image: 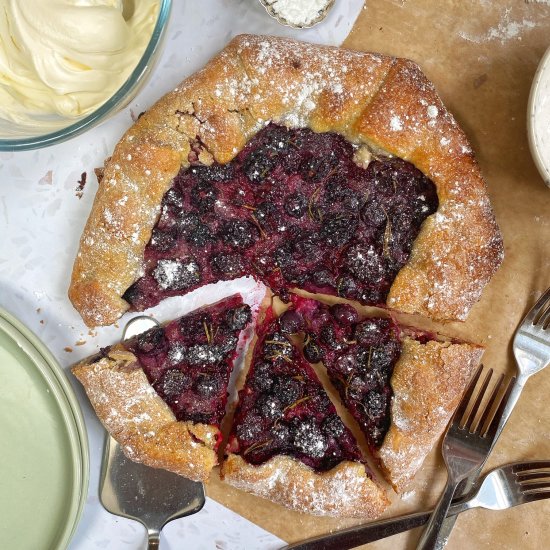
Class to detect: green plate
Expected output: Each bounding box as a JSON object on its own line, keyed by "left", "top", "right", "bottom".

{"left": 0, "top": 308, "right": 89, "bottom": 550}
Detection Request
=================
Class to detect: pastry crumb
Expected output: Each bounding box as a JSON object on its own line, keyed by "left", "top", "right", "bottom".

{"left": 64, "top": 347, "right": 73, "bottom": 352}
{"left": 76, "top": 172, "right": 87, "bottom": 199}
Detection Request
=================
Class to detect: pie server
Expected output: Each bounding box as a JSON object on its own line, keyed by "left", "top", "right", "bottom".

{"left": 99, "top": 316, "right": 206, "bottom": 550}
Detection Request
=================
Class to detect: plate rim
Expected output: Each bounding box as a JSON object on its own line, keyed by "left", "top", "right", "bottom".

{"left": 0, "top": 307, "right": 89, "bottom": 550}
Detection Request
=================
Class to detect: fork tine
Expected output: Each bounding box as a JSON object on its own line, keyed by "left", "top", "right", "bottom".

{"left": 453, "top": 364, "right": 484, "bottom": 423}
{"left": 521, "top": 481, "right": 550, "bottom": 492}
{"left": 464, "top": 368, "right": 493, "bottom": 432}
{"left": 483, "top": 376, "right": 515, "bottom": 438}
{"left": 513, "top": 461, "right": 550, "bottom": 473}
{"left": 522, "top": 287, "right": 550, "bottom": 326}
{"left": 517, "top": 471, "right": 550, "bottom": 482}
{"left": 536, "top": 303, "right": 550, "bottom": 329}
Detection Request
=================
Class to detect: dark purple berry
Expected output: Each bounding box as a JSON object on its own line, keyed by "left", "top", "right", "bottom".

{"left": 303, "top": 336, "right": 324, "bottom": 363}
{"left": 329, "top": 303, "right": 359, "bottom": 326}
{"left": 225, "top": 304, "right": 252, "bottom": 331}
{"left": 161, "top": 369, "right": 192, "bottom": 396}
{"left": 152, "top": 258, "right": 200, "bottom": 291}
{"left": 284, "top": 192, "right": 307, "bottom": 218}
{"left": 278, "top": 310, "right": 305, "bottom": 334}
{"left": 136, "top": 327, "right": 166, "bottom": 354}
{"left": 221, "top": 219, "right": 259, "bottom": 249}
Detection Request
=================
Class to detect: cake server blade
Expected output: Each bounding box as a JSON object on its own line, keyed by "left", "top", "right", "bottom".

{"left": 99, "top": 315, "right": 206, "bottom": 549}
{"left": 99, "top": 434, "right": 205, "bottom": 549}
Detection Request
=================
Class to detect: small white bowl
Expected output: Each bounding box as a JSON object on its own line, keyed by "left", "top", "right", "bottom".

{"left": 258, "top": 0, "right": 335, "bottom": 29}
{"left": 528, "top": 44, "right": 550, "bottom": 188}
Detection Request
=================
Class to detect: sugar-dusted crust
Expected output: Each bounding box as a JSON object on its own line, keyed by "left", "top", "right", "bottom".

{"left": 69, "top": 34, "right": 503, "bottom": 327}
{"left": 221, "top": 453, "right": 390, "bottom": 518}
{"left": 72, "top": 345, "right": 218, "bottom": 482}
{"left": 377, "top": 337, "right": 484, "bottom": 492}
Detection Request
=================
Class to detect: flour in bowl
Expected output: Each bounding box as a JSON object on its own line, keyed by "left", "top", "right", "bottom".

{"left": 265, "top": 0, "right": 332, "bottom": 27}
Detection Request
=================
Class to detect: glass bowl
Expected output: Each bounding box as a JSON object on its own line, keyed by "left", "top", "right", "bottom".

{"left": 0, "top": 0, "right": 172, "bottom": 152}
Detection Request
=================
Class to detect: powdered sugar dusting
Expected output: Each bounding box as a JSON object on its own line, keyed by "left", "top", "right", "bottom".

{"left": 224, "top": 455, "right": 388, "bottom": 518}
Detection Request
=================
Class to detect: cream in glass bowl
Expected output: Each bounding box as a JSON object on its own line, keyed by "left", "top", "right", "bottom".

{"left": 0, "top": 0, "right": 171, "bottom": 150}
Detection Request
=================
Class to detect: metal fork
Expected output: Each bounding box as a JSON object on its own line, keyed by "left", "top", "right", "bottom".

{"left": 416, "top": 365, "right": 514, "bottom": 549}
{"left": 281, "top": 461, "right": 550, "bottom": 550}
{"left": 435, "top": 287, "right": 550, "bottom": 548}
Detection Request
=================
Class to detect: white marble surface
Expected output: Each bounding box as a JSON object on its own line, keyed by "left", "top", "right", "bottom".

{"left": 0, "top": 1, "right": 364, "bottom": 548}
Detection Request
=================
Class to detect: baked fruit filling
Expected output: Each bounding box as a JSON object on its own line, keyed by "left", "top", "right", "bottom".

{"left": 125, "top": 294, "right": 251, "bottom": 432}
{"left": 287, "top": 296, "right": 402, "bottom": 451}
{"left": 123, "top": 123, "right": 438, "bottom": 311}
{"left": 226, "top": 312, "right": 365, "bottom": 473}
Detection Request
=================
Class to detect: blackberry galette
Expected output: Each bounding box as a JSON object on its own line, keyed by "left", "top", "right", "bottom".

{"left": 285, "top": 296, "right": 483, "bottom": 491}
{"left": 69, "top": 35, "right": 503, "bottom": 328}
{"left": 72, "top": 294, "right": 252, "bottom": 482}
{"left": 221, "top": 309, "right": 389, "bottom": 518}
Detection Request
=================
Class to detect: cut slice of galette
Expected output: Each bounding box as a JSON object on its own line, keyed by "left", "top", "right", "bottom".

{"left": 69, "top": 34, "right": 503, "bottom": 328}
{"left": 72, "top": 294, "right": 252, "bottom": 482}
{"left": 285, "top": 296, "right": 483, "bottom": 492}
{"left": 221, "top": 309, "right": 389, "bottom": 518}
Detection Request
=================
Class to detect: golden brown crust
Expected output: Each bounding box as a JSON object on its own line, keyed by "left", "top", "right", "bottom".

{"left": 72, "top": 345, "right": 218, "bottom": 482}
{"left": 377, "top": 337, "right": 484, "bottom": 492}
{"left": 69, "top": 34, "right": 503, "bottom": 326}
{"left": 221, "top": 454, "right": 390, "bottom": 518}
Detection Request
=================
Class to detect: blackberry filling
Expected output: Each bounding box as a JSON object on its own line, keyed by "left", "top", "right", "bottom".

{"left": 125, "top": 295, "right": 251, "bottom": 430}
{"left": 227, "top": 314, "right": 364, "bottom": 472}
{"left": 292, "top": 297, "right": 402, "bottom": 450}
{"left": 123, "top": 123, "right": 438, "bottom": 311}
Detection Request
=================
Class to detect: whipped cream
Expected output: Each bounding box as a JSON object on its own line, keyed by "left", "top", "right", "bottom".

{"left": 0, "top": 0, "right": 160, "bottom": 127}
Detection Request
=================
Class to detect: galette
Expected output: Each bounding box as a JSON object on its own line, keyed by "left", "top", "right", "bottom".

{"left": 280, "top": 296, "right": 483, "bottom": 491}
{"left": 69, "top": 34, "right": 503, "bottom": 328}
{"left": 72, "top": 294, "right": 252, "bottom": 482}
{"left": 222, "top": 307, "right": 389, "bottom": 518}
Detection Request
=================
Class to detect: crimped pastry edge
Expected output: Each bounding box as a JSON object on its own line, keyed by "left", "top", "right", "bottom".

{"left": 72, "top": 345, "right": 219, "bottom": 482}
{"left": 378, "top": 337, "right": 484, "bottom": 492}
{"left": 221, "top": 453, "right": 390, "bottom": 518}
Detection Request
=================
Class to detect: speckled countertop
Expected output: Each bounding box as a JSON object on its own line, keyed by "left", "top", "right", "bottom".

{"left": 0, "top": 1, "right": 363, "bottom": 549}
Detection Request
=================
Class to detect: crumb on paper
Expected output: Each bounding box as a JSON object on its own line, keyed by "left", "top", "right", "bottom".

{"left": 64, "top": 347, "right": 73, "bottom": 353}
{"left": 76, "top": 339, "right": 86, "bottom": 346}
{"left": 36, "top": 308, "right": 41, "bottom": 313}
{"left": 40, "top": 320, "right": 44, "bottom": 325}
{"left": 76, "top": 172, "right": 87, "bottom": 199}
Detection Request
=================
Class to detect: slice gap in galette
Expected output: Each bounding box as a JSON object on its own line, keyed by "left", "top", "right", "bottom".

{"left": 221, "top": 308, "right": 390, "bottom": 518}
{"left": 69, "top": 35, "right": 503, "bottom": 328}
{"left": 72, "top": 294, "right": 252, "bottom": 482}
{"left": 285, "top": 295, "right": 483, "bottom": 492}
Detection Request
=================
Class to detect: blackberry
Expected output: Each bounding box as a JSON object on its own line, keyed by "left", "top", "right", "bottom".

{"left": 161, "top": 369, "right": 192, "bottom": 397}
{"left": 320, "top": 214, "right": 357, "bottom": 247}
{"left": 303, "top": 336, "right": 324, "bottom": 363}
{"left": 284, "top": 192, "right": 307, "bottom": 218}
{"left": 152, "top": 258, "right": 200, "bottom": 291}
{"left": 210, "top": 253, "right": 244, "bottom": 277}
{"left": 221, "top": 219, "right": 259, "bottom": 249}
{"left": 225, "top": 304, "right": 252, "bottom": 331}
{"left": 191, "top": 181, "right": 217, "bottom": 212}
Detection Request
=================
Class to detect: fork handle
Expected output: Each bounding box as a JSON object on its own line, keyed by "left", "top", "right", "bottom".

{"left": 281, "top": 499, "right": 472, "bottom": 550}
{"left": 147, "top": 530, "right": 160, "bottom": 550}
{"left": 416, "top": 481, "right": 458, "bottom": 550}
